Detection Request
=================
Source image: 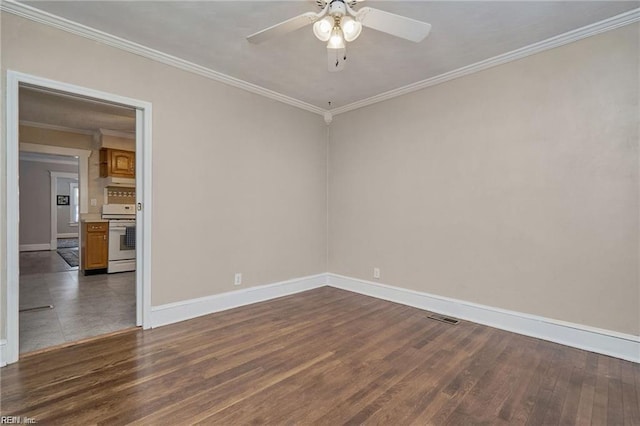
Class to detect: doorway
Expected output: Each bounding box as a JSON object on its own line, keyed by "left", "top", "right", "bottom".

{"left": 5, "top": 71, "right": 152, "bottom": 364}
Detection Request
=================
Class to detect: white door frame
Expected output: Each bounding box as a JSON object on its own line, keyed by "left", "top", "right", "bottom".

{"left": 18, "top": 148, "right": 86, "bottom": 251}
{"left": 20, "top": 143, "right": 90, "bottom": 218}
{"left": 5, "top": 70, "right": 153, "bottom": 365}
{"left": 50, "top": 171, "right": 79, "bottom": 248}
{"left": 19, "top": 145, "right": 86, "bottom": 250}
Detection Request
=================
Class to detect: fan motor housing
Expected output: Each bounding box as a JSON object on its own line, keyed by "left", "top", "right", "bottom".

{"left": 329, "top": 0, "right": 347, "bottom": 17}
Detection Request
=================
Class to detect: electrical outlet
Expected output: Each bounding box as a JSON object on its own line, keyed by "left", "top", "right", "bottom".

{"left": 234, "top": 273, "right": 242, "bottom": 286}
{"left": 90, "top": 198, "right": 97, "bottom": 207}
{"left": 373, "top": 267, "right": 380, "bottom": 279}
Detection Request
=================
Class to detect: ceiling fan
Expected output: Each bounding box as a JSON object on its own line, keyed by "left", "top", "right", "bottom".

{"left": 247, "top": 0, "right": 431, "bottom": 72}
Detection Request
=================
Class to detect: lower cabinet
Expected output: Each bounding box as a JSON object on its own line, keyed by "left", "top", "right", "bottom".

{"left": 81, "top": 221, "right": 108, "bottom": 273}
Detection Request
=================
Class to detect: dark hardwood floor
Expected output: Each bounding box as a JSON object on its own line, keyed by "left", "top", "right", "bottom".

{"left": 1, "top": 287, "right": 638, "bottom": 425}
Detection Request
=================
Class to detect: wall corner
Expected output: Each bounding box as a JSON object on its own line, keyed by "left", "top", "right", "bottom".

{"left": 323, "top": 111, "right": 333, "bottom": 125}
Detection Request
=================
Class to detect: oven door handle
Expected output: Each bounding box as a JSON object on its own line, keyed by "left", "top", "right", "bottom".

{"left": 110, "top": 226, "right": 133, "bottom": 231}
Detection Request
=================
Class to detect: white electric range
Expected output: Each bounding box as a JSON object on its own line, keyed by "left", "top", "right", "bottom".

{"left": 102, "top": 204, "right": 136, "bottom": 273}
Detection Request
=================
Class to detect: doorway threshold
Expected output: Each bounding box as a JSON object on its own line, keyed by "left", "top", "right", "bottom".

{"left": 19, "top": 327, "right": 140, "bottom": 359}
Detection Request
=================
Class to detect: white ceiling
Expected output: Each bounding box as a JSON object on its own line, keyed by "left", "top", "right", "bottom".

{"left": 20, "top": 86, "right": 136, "bottom": 133}
{"left": 18, "top": 1, "right": 640, "bottom": 110}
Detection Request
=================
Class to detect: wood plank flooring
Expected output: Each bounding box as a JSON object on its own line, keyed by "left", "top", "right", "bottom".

{"left": 1, "top": 287, "right": 638, "bottom": 425}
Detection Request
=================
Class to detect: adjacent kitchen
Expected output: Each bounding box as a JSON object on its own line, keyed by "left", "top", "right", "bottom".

{"left": 18, "top": 86, "right": 139, "bottom": 354}
{"left": 82, "top": 145, "right": 137, "bottom": 276}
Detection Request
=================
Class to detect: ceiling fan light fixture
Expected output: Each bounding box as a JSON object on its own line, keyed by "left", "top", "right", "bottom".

{"left": 327, "top": 26, "right": 346, "bottom": 49}
{"left": 313, "top": 16, "right": 334, "bottom": 42}
{"left": 247, "top": 1, "right": 432, "bottom": 73}
{"left": 340, "top": 16, "right": 362, "bottom": 42}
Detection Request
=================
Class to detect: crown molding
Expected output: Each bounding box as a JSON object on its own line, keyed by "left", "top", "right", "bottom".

{"left": 19, "top": 151, "right": 79, "bottom": 165}
{"left": 2, "top": 1, "right": 638, "bottom": 118}
{"left": 99, "top": 128, "right": 136, "bottom": 140}
{"left": 0, "top": 0, "right": 327, "bottom": 117}
{"left": 19, "top": 120, "right": 95, "bottom": 136}
{"left": 330, "top": 7, "right": 640, "bottom": 116}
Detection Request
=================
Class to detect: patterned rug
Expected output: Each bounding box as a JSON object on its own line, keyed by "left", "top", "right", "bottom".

{"left": 57, "top": 238, "right": 79, "bottom": 249}
{"left": 57, "top": 248, "right": 79, "bottom": 267}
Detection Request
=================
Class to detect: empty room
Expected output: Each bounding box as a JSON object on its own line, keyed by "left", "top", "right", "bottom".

{"left": 1, "top": 1, "right": 638, "bottom": 424}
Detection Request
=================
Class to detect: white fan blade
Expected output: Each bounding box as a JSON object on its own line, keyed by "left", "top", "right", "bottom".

{"left": 328, "top": 47, "right": 346, "bottom": 72}
{"left": 356, "top": 7, "right": 431, "bottom": 42}
{"left": 247, "top": 12, "right": 320, "bottom": 44}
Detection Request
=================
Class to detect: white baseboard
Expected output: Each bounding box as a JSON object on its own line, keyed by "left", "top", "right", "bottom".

{"left": 19, "top": 243, "right": 51, "bottom": 252}
{"left": 0, "top": 339, "right": 7, "bottom": 367}
{"left": 327, "top": 273, "right": 640, "bottom": 363}
{"left": 150, "top": 273, "right": 328, "bottom": 328}
{"left": 7, "top": 268, "right": 633, "bottom": 364}
{"left": 57, "top": 233, "right": 78, "bottom": 238}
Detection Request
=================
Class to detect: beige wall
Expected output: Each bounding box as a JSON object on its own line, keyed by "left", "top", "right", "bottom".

{"left": 329, "top": 24, "right": 639, "bottom": 335}
{"left": 1, "top": 12, "right": 328, "bottom": 315}
{"left": 2, "top": 12, "right": 637, "bottom": 341}
{"left": 20, "top": 125, "right": 93, "bottom": 150}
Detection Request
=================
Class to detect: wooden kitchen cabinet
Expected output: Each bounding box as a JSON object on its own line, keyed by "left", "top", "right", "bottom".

{"left": 81, "top": 221, "right": 108, "bottom": 273}
{"left": 100, "top": 148, "right": 135, "bottom": 178}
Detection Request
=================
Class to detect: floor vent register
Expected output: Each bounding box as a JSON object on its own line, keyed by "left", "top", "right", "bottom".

{"left": 427, "top": 313, "right": 460, "bottom": 325}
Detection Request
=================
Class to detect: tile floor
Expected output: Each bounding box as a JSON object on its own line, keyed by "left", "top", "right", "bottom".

{"left": 19, "top": 249, "right": 136, "bottom": 354}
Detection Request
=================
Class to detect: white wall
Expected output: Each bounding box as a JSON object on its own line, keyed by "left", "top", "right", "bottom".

{"left": 329, "top": 24, "right": 639, "bottom": 336}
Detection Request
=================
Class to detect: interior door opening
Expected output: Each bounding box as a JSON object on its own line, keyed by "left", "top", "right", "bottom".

{"left": 5, "top": 71, "right": 152, "bottom": 364}
{"left": 17, "top": 86, "right": 138, "bottom": 355}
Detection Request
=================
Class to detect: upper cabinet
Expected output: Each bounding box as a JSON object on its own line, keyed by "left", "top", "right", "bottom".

{"left": 100, "top": 148, "right": 135, "bottom": 178}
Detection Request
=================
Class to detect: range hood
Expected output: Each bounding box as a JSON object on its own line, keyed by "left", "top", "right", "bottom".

{"left": 104, "top": 176, "right": 135, "bottom": 187}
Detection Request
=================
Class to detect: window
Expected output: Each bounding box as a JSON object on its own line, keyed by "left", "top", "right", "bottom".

{"left": 69, "top": 182, "right": 79, "bottom": 224}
